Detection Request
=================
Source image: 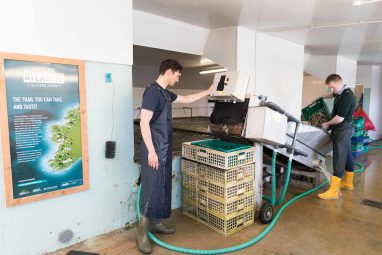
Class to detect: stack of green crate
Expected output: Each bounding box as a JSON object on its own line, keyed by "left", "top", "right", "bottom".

{"left": 352, "top": 117, "right": 367, "bottom": 157}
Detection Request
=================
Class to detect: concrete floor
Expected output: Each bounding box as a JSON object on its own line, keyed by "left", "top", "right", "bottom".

{"left": 48, "top": 147, "right": 382, "bottom": 255}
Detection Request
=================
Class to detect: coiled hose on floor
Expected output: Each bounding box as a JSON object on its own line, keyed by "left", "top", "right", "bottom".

{"left": 136, "top": 158, "right": 367, "bottom": 254}
{"left": 369, "top": 139, "right": 382, "bottom": 150}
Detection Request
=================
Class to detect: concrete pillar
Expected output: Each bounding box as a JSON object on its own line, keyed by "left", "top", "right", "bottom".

{"left": 204, "top": 27, "right": 304, "bottom": 118}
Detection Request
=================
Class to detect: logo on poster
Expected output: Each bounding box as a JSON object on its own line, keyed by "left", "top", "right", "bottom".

{"left": 23, "top": 67, "right": 65, "bottom": 84}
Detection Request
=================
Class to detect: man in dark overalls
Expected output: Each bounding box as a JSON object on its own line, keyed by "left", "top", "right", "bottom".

{"left": 317, "top": 74, "right": 356, "bottom": 200}
{"left": 137, "top": 59, "right": 212, "bottom": 253}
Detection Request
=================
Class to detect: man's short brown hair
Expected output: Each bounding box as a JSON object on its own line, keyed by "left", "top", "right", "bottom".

{"left": 159, "top": 59, "right": 183, "bottom": 75}
{"left": 325, "top": 74, "right": 342, "bottom": 84}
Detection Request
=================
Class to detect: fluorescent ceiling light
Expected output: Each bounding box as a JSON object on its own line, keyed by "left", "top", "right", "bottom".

{"left": 262, "top": 18, "right": 382, "bottom": 32}
{"left": 311, "top": 19, "right": 382, "bottom": 29}
{"left": 199, "top": 68, "right": 227, "bottom": 74}
{"left": 353, "top": 0, "right": 382, "bottom": 6}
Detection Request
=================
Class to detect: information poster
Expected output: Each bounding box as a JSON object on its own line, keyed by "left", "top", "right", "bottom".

{"left": 0, "top": 53, "right": 89, "bottom": 207}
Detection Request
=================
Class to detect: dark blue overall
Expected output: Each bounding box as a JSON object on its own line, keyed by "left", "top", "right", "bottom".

{"left": 140, "top": 85, "right": 173, "bottom": 220}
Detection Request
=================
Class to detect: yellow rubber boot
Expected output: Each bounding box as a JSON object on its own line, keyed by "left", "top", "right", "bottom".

{"left": 317, "top": 176, "right": 341, "bottom": 200}
{"left": 340, "top": 171, "right": 354, "bottom": 191}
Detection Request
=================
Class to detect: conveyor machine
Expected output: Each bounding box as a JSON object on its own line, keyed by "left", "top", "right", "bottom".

{"left": 208, "top": 71, "right": 332, "bottom": 222}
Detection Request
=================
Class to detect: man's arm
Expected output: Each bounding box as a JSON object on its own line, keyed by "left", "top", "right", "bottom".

{"left": 322, "top": 115, "right": 344, "bottom": 130}
{"left": 173, "top": 85, "right": 213, "bottom": 104}
{"left": 140, "top": 109, "right": 159, "bottom": 170}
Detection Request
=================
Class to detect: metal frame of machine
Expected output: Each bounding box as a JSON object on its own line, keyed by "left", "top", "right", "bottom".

{"left": 208, "top": 71, "right": 332, "bottom": 222}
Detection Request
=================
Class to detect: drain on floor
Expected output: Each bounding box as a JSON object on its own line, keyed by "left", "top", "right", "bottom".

{"left": 360, "top": 199, "right": 382, "bottom": 209}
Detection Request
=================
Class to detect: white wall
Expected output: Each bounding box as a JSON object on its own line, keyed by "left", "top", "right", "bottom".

{"left": 336, "top": 56, "right": 357, "bottom": 88}
{"left": 0, "top": 1, "right": 137, "bottom": 254}
{"left": 237, "top": 27, "right": 256, "bottom": 95}
{"left": 133, "top": 10, "right": 209, "bottom": 55}
{"left": 304, "top": 54, "right": 337, "bottom": 80}
{"left": 0, "top": 0, "right": 133, "bottom": 65}
{"left": 357, "top": 65, "right": 373, "bottom": 88}
{"left": 356, "top": 65, "right": 382, "bottom": 139}
{"left": 255, "top": 33, "right": 304, "bottom": 118}
{"left": 0, "top": 62, "right": 139, "bottom": 255}
{"left": 304, "top": 54, "right": 357, "bottom": 87}
{"left": 369, "top": 66, "right": 382, "bottom": 139}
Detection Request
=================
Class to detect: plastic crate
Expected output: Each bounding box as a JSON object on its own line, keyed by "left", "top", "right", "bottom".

{"left": 182, "top": 139, "right": 255, "bottom": 170}
{"left": 352, "top": 136, "right": 364, "bottom": 144}
{"left": 352, "top": 148, "right": 368, "bottom": 158}
{"left": 183, "top": 172, "right": 254, "bottom": 202}
{"left": 364, "top": 136, "right": 370, "bottom": 145}
{"left": 301, "top": 98, "right": 331, "bottom": 122}
{"left": 352, "top": 144, "right": 364, "bottom": 152}
{"left": 183, "top": 187, "right": 254, "bottom": 219}
{"left": 352, "top": 117, "right": 365, "bottom": 130}
{"left": 191, "top": 139, "right": 251, "bottom": 153}
{"left": 353, "top": 130, "right": 365, "bottom": 137}
{"left": 181, "top": 159, "right": 254, "bottom": 186}
{"left": 183, "top": 200, "right": 254, "bottom": 236}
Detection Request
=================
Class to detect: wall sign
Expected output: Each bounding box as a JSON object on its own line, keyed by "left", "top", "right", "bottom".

{"left": 0, "top": 53, "right": 89, "bottom": 207}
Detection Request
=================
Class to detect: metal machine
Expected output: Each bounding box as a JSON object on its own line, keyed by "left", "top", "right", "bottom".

{"left": 209, "top": 71, "right": 250, "bottom": 102}
{"left": 208, "top": 71, "right": 333, "bottom": 222}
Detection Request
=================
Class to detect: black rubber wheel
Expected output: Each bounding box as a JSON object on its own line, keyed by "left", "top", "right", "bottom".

{"left": 259, "top": 202, "right": 273, "bottom": 224}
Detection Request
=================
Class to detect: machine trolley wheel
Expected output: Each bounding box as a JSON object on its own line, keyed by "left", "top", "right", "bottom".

{"left": 259, "top": 202, "right": 273, "bottom": 224}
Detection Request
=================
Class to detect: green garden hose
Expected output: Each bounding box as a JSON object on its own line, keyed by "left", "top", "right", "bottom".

{"left": 368, "top": 139, "right": 382, "bottom": 150}
{"left": 136, "top": 158, "right": 367, "bottom": 254}
{"left": 263, "top": 152, "right": 292, "bottom": 206}
{"left": 136, "top": 161, "right": 365, "bottom": 254}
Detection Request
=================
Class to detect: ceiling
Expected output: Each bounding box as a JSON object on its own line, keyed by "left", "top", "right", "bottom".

{"left": 134, "top": 45, "right": 221, "bottom": 69}
{"left": 133, "top": 0, "right": 382, "bottom": 65}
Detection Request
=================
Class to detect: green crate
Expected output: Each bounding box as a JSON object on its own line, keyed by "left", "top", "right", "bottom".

{"left": 352, "top": 144, "right": 364, "bottom": 152}
{"left": 301, "top": 98, "right": 331, "bottom": 122}
{"left": 352, "top": 117, "right": 365, "bottom": 130}
{"left": 353, "top": 130, "right": 364, "bottom": 137}
{"left": 191, "top": 139, "right": 251, "bottom": 153}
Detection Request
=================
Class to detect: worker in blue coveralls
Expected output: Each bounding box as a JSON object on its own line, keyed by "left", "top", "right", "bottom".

{"left": 316, "top": 74, "right": 356, "bottom": 200}
{"left": 137, "top": 59, "right": 212, "bottom": 254}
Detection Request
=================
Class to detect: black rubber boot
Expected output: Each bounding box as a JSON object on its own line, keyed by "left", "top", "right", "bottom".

{"left": 149, "top": 220, "right": 175, "bottom": 234}
{"left": 136, "top": 216, "right": 152, "bottom": 254}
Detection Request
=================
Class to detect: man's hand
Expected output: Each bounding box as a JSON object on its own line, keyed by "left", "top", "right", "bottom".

{"left": 321, "top": 122, "right": 330, "bottom": 131}
{"left": 148, "top": 150, "right": 159, "bottom": 170}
